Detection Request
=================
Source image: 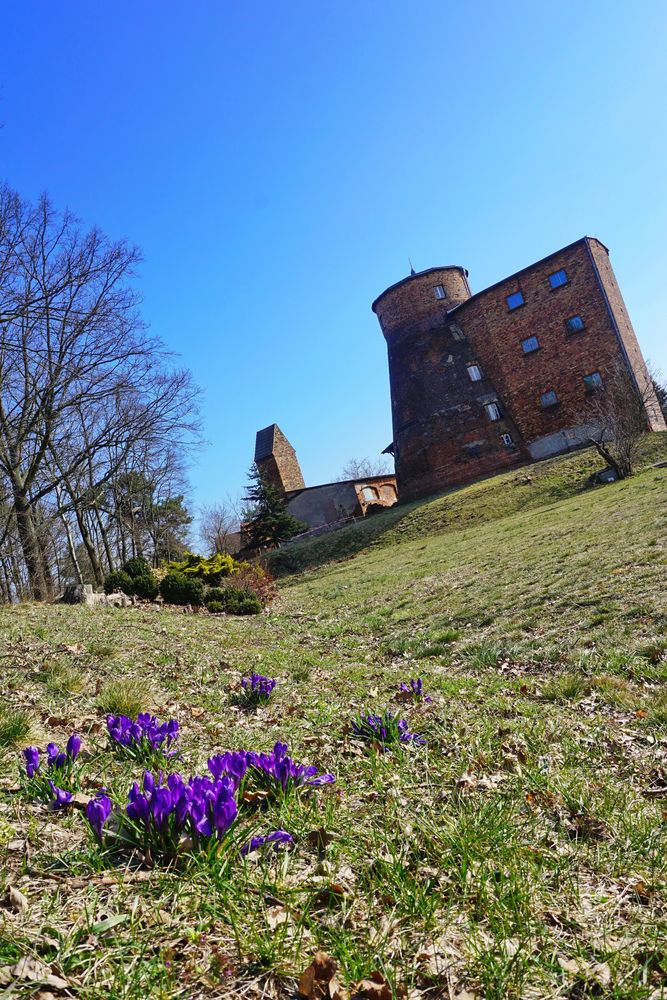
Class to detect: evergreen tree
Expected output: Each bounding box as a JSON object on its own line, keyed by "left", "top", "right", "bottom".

{"left": 653, "top": 378, "right": 667, "bottom": 421}
{"left": 242, "top": 464, "right": 307, "bottom": 549}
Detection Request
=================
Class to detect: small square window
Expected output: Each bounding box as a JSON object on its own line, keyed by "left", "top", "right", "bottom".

{"left": 434, "top": 285, "right": 446, "bottom": 300}
{"left": 449, "top": 323, "right": 465, "bottom": 341}
{"left": 549, "top": 269, "right": 568, "bottom": 289}
{"left": 501, "top": 432, "right": 514, "bottom": 446}
{"left": 583, "top": 371, "right": 603, "bottom": 393}
{"left": 485, "top": 401, "right": 502, "bottom": 421}
{"left": 467, "top": 364, "right": 483, "bottom": 382}
{"left": 540, "top": 389, "right": 558, "bottom": 408}
{"left": 566, "top": 314, "right": 585, "bottom": 334}
{"left": 506, "top": 291, "right": 524, "bottom": 311}
{"left": 522, "top": 336, "right": 540, "bottom": 354}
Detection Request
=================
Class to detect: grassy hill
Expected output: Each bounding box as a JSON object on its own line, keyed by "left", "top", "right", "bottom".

{"left": 1, "top": 435, "right": 666, "bottom": 998}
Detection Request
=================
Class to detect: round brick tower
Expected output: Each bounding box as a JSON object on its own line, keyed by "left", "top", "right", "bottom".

{"left": 372, "top": 266, "right": 524, "bottom": 502}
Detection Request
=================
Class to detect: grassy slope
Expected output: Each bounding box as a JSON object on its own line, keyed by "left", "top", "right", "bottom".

{"left": 0, "top": 437, "right": 666, "bottom": 998}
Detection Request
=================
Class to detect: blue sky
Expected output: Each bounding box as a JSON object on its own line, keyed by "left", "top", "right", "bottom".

{"left": 2, "top": 1, "right": 666, "bottom": 517}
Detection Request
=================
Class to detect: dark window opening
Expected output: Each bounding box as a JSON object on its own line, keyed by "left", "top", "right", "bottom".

{"left": 583, "top": 371, "right": 603, "bottom": 393}
{"left": 434, "top": 285, "right": 446, "bottom": 300}
{"left": 566, "top": 314, "right": 585, "bottom": 334}
{"left": 549, "top": 269, "right": 568, "bottom": 289}
{"left": 540, "top": 389, "right": 558, "bottom": 408}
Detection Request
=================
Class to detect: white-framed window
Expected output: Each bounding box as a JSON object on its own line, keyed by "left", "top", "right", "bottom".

{"left": 506, "top": 291, "right": 524, "bottom": 310}
{"left": 501, "top": 432, "right": 514, "bottom": 446}
{"left": 522, "top": 336, "right": 539, "bottom": 354}
{"left": 485, "top": 401, "right": 502, "bottom": 421}
{"left": 549, "top": 269, "right": 568, "bottom": 289}
{"left": 434, "top": 285, "right": 446, "bottom": 300}
{"left": 467, "top": 364, "right": 483, "bottom": 382}
{"left": 540, "top": 389, "right": 558, "bottom": 408}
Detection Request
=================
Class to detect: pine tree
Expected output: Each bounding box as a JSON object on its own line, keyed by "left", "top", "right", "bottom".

{"left": 242, "top": 464, "right": 307, "bottom": 549}
{"left": 653, "top": 378, "right": 667, "bottom": 421}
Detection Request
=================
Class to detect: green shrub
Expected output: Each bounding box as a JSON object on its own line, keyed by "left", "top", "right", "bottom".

{"left": 122, "top": 556, "right": 152, "bottom": 579}
{"left": 132, "top": 573, "right": 159, "bottom": 601}
{"left": 207, "top": 600, "right": 224, "bottom": 614}
{"left": 165, "top": 552, "right": 239, "bottom": 586}
{"left": 104, "top": 570, "right": 134, "bottom": 595}
{"left": 159, "top": 572, "right": 205, "bottom": 606}
{"left": 206, "top": 587, "right": 226, "bottom": 603}
{"left": 220, "top": 587, "right": 262, "bottom": 616}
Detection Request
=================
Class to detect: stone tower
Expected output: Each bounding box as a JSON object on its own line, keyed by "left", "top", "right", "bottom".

{"left": 372, "top": 266, "right": 526, "bottom": 501}
{"left": 254, "top": 424, "right": 306, "bottom": 495}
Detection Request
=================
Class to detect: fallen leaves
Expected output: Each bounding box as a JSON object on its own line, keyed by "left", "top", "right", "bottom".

{"left": 2, "top": 885, "right": 29, "bottom": 914}
{"left": 0, "top": 956, "right": 70, "bottom": 992}
{"left": 298, "top": 952, "right": 347, "bottom": 1000}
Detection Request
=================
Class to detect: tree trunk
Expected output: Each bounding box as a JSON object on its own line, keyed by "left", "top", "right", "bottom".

{"left": 13, "top": 497, "right": 52, "bottom": 600}
{"left": 73, "top": 507, "right": 104, "bottom": 586}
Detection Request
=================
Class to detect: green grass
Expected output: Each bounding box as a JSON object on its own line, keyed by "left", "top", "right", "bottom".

{"left": 0, "top": 438, "right": 666, "bottom": 997}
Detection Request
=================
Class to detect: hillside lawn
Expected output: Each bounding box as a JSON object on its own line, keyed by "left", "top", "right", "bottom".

{"left": 1, "top": 435, "right": 666, "bottom": 998}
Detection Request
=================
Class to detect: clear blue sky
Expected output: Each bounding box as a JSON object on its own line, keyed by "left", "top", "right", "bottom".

{"left": 2, "top": 1, "right": 666, "bottom": 517}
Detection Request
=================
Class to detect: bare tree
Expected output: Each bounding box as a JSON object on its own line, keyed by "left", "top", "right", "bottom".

{"left": 336, "top": 456, "right": 393, "bottom": 481}
{"left": 584, "top": 359, "right": 662, "bottom": 480}
{"left": 0, "top": 184, "right": 201, "bottom": 598}
{"left": 199, "top": 500, "right": 240, "bottom": 555}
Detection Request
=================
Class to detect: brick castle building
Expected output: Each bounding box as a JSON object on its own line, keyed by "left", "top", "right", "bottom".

{"left": 372, "top": 237, "right": 665, "bottom": 502}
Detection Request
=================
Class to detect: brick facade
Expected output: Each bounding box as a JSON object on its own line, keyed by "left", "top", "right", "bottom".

{"left": 373, "top": 238, "right": 665, "bottom": 502}
{"left": 254, "top": 424, "right": 306, "bottom": 494}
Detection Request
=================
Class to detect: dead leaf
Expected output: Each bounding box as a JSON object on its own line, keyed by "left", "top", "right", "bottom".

{"left": 351, "top": 971, "right": 392, "bottom": 1000}
{"left": 0, "top": 956, "right": 69, "bottom": 990}
{"left": 298, "top": 951, "right": 339, "bottom": 999}
{"left": 266, "top": 904, "right": 290, "bottom": 931}
{"left": 3, "top": 885, "right": 28, "bottom": 914}
{"left": 307, "top": 828, "right": 335, "bottom": 851}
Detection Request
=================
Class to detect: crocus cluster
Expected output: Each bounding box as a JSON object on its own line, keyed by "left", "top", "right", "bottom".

{"left": 23, "top": 734, "right": 81, "bottom": 779}
{"left": 399, "top": 677, "right": 432, "bottom": 703}
{"left": 208, "top": 741, "right": 335, "bottom": 794}
{"left": 106, "top": 713, "right": 180, "bottom": 760}
{"left": 239, "top": 674, "right": 276, "bottom": 706}
{"left": 351, "top": 710, "right": 426, "bottom": 747}
{"left": 85, "top": 770, "right": 292, "bottom": 862}
{"left": 22, "top": 734, "right": 82, "bottom": 806}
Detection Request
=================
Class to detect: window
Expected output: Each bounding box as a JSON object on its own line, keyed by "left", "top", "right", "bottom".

{"left": 549, "top": 269, "right": 568, "bottom": 289}
{"left": 501, "top": 432, "right": 514, "bottom": 446}
{"left": 434, "top": 285, "right": 446, "bottom": 300}
{"left": 484, "top": 401, "right": 502, "bottom": 421}
{"left": 506, "top": 291, "right": 524, "bottom": 311}
{"left": 467, "top": 364, "right": 483, "bottom": 382}
{"left": 362, "top": 486, "right": 378, "bottom": 502}
{"left": 540, "top": 389, "right": 558, "bottom": 408}
{"left": 522, "top": 336, "right": 540, "bottom": 354}
{"left": 566, "top": 314, "right": 585, "bottom": 334}
{"left": 449, "top": 323, "right": 465, "bottom": 341}
{"left": 583, "top": 371, "right": 603, "bottom": 393}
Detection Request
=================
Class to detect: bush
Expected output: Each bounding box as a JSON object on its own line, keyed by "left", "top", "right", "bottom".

{"left": 205, "top": 587, "right": 226, "bottom": 603}
{"left": 104, "top": 570, "right": 134, "bottom": 596}
{"left": 159, "top": 572, "right": 205, "bottom": 607}
{"left": 132, "top": 573, "right": 159, "bottom": 601}
{"left": 165, "top": 552, "right": 239, "bottom": 586}
{"left": 206, "top": 600, "right": 224, "bottom": 614}
{"left": 220, "top": 587, "right": 262, "bottom": 616}
{"left": 122, "top": 556, "right": 152, "bottom": 579}
{"left": 232, "top": 562, "right": 277, "bottom": 607}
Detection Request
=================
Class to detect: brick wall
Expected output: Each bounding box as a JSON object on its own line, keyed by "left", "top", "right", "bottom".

{"left": 373, "top": 238, "right": 663, "bottom": 501}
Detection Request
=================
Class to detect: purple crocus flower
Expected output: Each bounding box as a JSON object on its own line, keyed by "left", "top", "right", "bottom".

{"left": 351, "top": 710, "right": 425, "bottom": 747}
{"left": 106, "top": 713, "right": 180, "bottom": 759}
{"left": 240, "top": 674, "right": 277, "bottom": 705}
{"left": 23, "top": 747, "right": 40, "bottom": 779}
{"left": 86, "top": 794, "right": 113, "bottom": 839}
{"left": 399, "top": 678, "right": 433, "bottom": 703}
{"left": 209, "top": 742, "right": 335, "bottom": 793}
{"left": 66, "top": 733, "right": 82, "bottom": 761}
{"left": 48, "top": 780, "right": 73, "bottom": 809}
{"left": 241, "top": 830, "right": 293, "bottom": 855}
